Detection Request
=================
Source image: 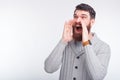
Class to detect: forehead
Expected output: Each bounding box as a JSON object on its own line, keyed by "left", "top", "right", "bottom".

{"left": 74, "top": 10, "right": 90, "bottom": 16}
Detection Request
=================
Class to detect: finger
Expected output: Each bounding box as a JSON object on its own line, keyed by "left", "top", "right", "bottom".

{"left": 81, "top": 20, "right": 86, "bottom": 28}
{"left": 68, "top": 19, "right": 75, "bottom": 26}
{"left": 64, "top": 21, "right": 69, "bottom": 28}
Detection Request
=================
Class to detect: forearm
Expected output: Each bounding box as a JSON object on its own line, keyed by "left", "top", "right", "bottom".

{"left": 84, "top": 45, "right": 110, "bottom": 80}
{"left": 44, "top": 40, "right": 68, "bottom": 73}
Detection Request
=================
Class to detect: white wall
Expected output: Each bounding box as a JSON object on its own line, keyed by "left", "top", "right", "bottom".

{"left": 0, "top": 0, "right": 120, "bottom": 80}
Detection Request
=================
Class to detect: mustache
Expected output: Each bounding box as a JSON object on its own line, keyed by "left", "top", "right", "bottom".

{"left": 73, "top": 22, "right": 82, "bottom": 28}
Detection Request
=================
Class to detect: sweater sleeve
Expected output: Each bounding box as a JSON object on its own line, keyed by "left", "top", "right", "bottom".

{"left": 84, "top": 44, "right": 111, "bottom": 80}
{"left": 44, "top": 40, "right": 68, "bottom": 73}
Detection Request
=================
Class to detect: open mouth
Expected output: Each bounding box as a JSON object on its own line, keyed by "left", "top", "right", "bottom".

{"left": 75, "top": 26, "right": 82, "bottom": 31}
{"left": 76, "top": 26, "right": 82, "bottom": 30}
{"left": 73, "top": 24, "right": 82, "bottom": 34}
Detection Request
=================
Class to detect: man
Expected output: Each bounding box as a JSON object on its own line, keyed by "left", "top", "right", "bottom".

{"left": 44, "top": 3, "right": 111, "bottom": 80}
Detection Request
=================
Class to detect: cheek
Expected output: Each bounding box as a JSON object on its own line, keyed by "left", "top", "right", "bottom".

{"left": 86, "top": 19, "right": 91, "bottom": 25}
{"left": 85, "top": 21, "right": 90, "bottom": 26}
{"left": 82, "top": 18, "right": 89, "bottom": 24}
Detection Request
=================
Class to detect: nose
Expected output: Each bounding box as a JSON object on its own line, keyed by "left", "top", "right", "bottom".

{"left": 74, "top": 17, "right": 82, "bottom": 25}
{"left": 76, "top": 17, "right": 81, "bottom": 23}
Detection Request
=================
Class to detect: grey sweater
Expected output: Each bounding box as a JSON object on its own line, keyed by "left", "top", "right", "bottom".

{"left": 44, "top": 33, "right": 111, "bottom": 80}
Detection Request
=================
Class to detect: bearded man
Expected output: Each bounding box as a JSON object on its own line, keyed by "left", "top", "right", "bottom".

{"left": 44, "top": 3, "right": 111, "bottom": 80}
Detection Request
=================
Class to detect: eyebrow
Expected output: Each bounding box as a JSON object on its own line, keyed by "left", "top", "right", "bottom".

{"left": 74, "top": 13, "right": 88, "bottom": 16}
{"left": 81, "top": 14, "right": 88, "bottom": 16}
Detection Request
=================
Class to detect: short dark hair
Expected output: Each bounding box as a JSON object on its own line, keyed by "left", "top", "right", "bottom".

{"left": 74, "top": 3, "right": 96, "bottom": 19}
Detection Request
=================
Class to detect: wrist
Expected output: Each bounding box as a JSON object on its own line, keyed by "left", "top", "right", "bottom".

{"left": 82, "top": 40, "right": 91, "bottom": 46}
{"left": 62, "top": 38, "right": 69, "bottom": 44}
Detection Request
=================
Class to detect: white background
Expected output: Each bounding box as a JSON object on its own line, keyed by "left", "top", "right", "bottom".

{"left": 0, "top": 0, "right": 120, "bottom": 80}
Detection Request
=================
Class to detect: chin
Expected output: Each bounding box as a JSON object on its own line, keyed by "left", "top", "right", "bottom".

{"left": 73, "top": 34, "right": 82, "bottom": 41}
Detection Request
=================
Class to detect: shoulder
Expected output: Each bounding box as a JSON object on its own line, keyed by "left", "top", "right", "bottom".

{"left": 91, "top": 33, "right": 111, "bottom": 53}
{"left": 98, "top": 39, "right": 111, "bottom": 52}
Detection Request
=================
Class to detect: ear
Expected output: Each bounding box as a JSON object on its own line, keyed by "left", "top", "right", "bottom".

{"left": 90, "top": 19, "right": 95, "bottom": 27}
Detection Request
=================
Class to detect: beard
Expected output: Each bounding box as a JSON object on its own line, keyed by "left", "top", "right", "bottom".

{"left": 72, "top": 22, "right": 91, "bottom": 41}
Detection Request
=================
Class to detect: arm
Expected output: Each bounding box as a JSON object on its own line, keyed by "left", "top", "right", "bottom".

{"left": 44, "top": 20, "right": 74, "bottom": 73}
{"left": 44, "top": 40, "right": 67, "bottom": 73}
{"left": 84, "top": 43, "right": 111, "bottom": 80}
{"left": 80, "top": 19, "right": 110, "bottom": 80}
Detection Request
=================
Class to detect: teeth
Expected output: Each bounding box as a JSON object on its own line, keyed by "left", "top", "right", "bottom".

{"left": 76, "top": 25, "right": 81, "bottom": 27}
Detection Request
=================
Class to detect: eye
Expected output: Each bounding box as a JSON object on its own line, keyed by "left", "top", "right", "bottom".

{"left": 81, "top": 16, "right": 87, "bottom": 19}
{"left": 73, "top": 15, "right": 78, "bottom": 19}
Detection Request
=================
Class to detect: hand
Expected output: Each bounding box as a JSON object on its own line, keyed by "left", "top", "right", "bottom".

{"left": 81, "top": 20, "right": 89, "bottom": 42}
{"left": 62, "top": 20, "right": 74, "bottom": 43}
